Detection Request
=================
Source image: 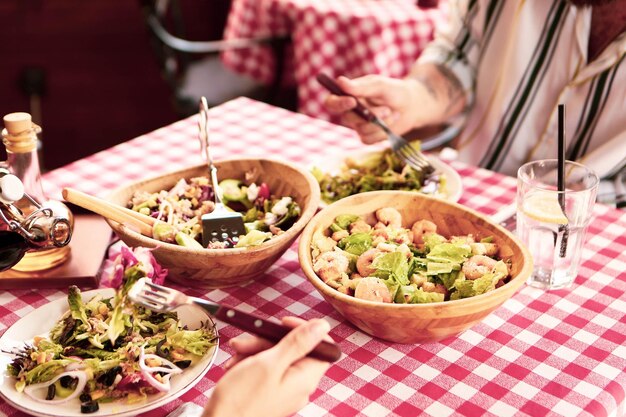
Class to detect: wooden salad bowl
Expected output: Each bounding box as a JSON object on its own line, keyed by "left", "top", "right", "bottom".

{"left": 106, "top": 158, "right": 320, "bottom": 288}
{"left": 298, "top": 191, "right": 533, "bottom": 343}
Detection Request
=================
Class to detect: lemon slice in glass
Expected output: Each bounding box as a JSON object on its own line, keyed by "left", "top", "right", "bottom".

{"left": 522, "top": 191, "right": 569, "bottom": 224}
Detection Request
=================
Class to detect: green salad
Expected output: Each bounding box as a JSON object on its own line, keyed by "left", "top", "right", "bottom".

{"left": 312, "top": 148, "right": 446, "bottom": 204}
{"left": 129, "top": 176, "right": 301, "bottom": 249}
{"left": 6, "top": 247, "right": 216, "bottom": 413}
{"left": 311, "top": 209, "right": 510, "bottom": 304}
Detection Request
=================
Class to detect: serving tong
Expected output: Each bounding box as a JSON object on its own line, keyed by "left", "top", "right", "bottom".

{"left": 198, "top": 97, "right": 246, "bottom": 248}
{"left": 316, "top": 73, "right": 435, "bottom": 177}
{"left": 129, "top": 278, "right": 342, "bottom": 363}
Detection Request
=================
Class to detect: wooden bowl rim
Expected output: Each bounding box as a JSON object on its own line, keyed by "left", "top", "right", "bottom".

{"left": 298, "top": 190, "right": 533, "bottom": 311}
{"left": 106, "top": 157, "right": 321, "bottom": 256}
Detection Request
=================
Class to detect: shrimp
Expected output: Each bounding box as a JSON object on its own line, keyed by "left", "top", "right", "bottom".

{"left": 349, "top": 220, "right": 372, "bottom": 234}
{"left": 393, "top": 229, "right": 414, "bottom": 245}
{"left": 376, "top": 242, "right": 397, "bottom": 253}
{"left": 332, "top": 229, "right": 349, "bottom": 242}
{"left": 354, "top": 277, "right": 392, "bottom": 303}
{"left": 313, "top": 250, "right": 350, "bottom": 284}
{"left": 410, "top": 273, "right": 427, "bottom": 288}
{"left": 462, "top": 255, "right": 498, "bottom": 280}
{"left": 356, "top": 248, "right": 380, "bottom": 277}
{"left": 422, "top": 281, "right": 448, "bottom": 296}
{"left": 411, "top": 219, "right": 437, "bottom": 245}
{"left": 371, "top": 227, "right": 391, "bottom": 241}
{"left": 469, "top": 242, "right": 498, "bottom": 257}
{"left": 375, "top": 208, "right": 402, "bottom": 229}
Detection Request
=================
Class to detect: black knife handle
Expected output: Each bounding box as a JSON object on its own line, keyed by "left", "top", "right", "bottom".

{"left": 213, "top": 305, "right": 342, "bottom": 363}
{"left": 316, "top": 73, "right": 377, "bottom": 123}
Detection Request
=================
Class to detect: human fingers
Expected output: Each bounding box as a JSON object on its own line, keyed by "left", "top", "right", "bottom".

{"left": 229, "top": 333, "right": 274, "bottom": 355}
{"left": 227, "top": 317, "right": 333, "bottom": 370}
{"left": 324, "top": 94, "right": 358, "bottom": 115}
{"left": 281, "top": 316, "right": 306, "bottom": 327}
{"left": 282, "top": 356, "right": 330, "bottom": 394}
{"left": 223, "top": 333, "right": 273, "bottom": 370}
{"left": 269, "top": 319, "right": 331, "bottom": 371}
{"left": 339, "top": 113, "right": 386, "bottom": 144}
{"left": 277, "top": 357, "right": 330, "bottom": 412}
{"left": 282, "top": 317, "right": 337, "bottom": 344}
{"left": 337, "top": 75, "right": 390, "bottom": 101}
{"left": 229, "top": 316, "right": 304, "bottom": 356}
{"left": 339, "top": 112, "right": 387, "bottom": 137}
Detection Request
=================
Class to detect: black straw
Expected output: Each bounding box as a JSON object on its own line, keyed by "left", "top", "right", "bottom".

{"left": 557, "top": 104, "right": 569, "bottom": 257}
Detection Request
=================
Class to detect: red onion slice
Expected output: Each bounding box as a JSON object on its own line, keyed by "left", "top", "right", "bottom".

{"left": 138, "top": 346, "right": 183, "bottom": 392}
{"left": 23, "top": 370, "right": 88, "bottom": 404}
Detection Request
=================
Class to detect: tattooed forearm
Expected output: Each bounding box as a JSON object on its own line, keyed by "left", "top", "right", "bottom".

{"left": 408, "top": 63, "right": 466, "bottom": 118}
{"left": 413, "top": 72, "right": 438, "bottom": 99}
{"left": 435, "top": 64, "right": 465, "bottom": 111}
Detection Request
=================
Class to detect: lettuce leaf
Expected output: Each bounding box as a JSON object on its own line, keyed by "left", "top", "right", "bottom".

{"left": 168, "top": 327, "right": 216, "bottom": 356}
{"left": 338, "top": 232, "right": 372, "bottom": 256}
{"left": 235, "top": 230, "right": 272, "bottom": 247}
{"left": 409, "top": 288, "right": 445, "bottom": 304}
{"left": 372, "top": 252, "right": 410, "bottom": 285}
{"left": 426, "top": 242, "right": 471, "bottom": 264}
{"left": 24, "top": 359, "right": 73, "bottom": 385}
{"left": 330, "top": 214, "right": 361, "bottom": 232}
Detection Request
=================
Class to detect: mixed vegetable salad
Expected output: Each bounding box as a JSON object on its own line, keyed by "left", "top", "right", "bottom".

{"left": 6, "top": 247, "right": 217, "bottom": 413}
{"left": 129, "top": 176, "right": 301, "bottom": 249}
{"left": 312, "top": 148, "right": 447, "bottom": 204}
{"left": 311, "top": 208, "right": 511, "bottom": 303}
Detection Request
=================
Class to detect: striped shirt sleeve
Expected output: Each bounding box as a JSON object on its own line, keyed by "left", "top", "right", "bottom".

{"left": 416, "top": 0, "right": 484, "bottom": 106}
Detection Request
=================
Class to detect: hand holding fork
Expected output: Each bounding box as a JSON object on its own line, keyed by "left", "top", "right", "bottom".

{"left": 317, "top": 73, "right": 435, "bottom": 177}
{"left": 129, "top": 279, "right": 341, "bottom": 363}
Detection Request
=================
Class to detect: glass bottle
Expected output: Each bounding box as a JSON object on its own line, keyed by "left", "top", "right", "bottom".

{"left": 1, "top": 112, "right": 73, "bottom": 271}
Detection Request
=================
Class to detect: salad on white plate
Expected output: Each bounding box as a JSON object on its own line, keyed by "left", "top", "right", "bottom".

{"left": 1, "top": 246, "right": 218, "bottom": 416}
{"left": 311, "top": 148, "right": 463, "bottom": 206}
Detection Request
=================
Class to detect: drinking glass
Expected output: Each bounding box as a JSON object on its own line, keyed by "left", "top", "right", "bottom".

{"left": 516, "top": 159, "right": 598, "bottom": 290}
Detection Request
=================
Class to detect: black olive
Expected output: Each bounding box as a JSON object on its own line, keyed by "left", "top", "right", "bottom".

{"left": 59, "top": 375, "right": 77, "bottom": 389}
{"left": 174, "top": 360, "right": 192, "bottom": 369}
{"left": 46, "top": 384, "right": 56, "bottom": 400}
{"left": 155, "top": 339, "right": 169, "bottom": 357}
{"left": 79, "top": 393, "right": 91, "bottom": 402}
{"left": 97, "top": 365, "right": 122, "bottom": 386}
{"left": 81, "top": 401, "right": 99, "bottom": 414}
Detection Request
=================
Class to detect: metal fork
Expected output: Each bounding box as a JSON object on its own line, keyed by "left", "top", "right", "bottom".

{"left": 316, "top": 73, "right": 435, "bottom": 176}
{"left": 128, "top": 278, "right": 342, "bottom": 363}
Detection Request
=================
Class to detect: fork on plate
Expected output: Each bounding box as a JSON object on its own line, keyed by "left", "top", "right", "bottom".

{"left": 316, "top": 73, "right": 435, "bottom": 176}
{"left": 128, "top": 278, "right": 342, "bottom": 363}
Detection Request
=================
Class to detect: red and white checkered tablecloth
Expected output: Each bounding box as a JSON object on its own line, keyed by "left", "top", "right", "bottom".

{"left": 222, "top": 0, "right": 448, "bottom": 120}
{"left": 2, "top": 98, "right": 626, "bottom": 417}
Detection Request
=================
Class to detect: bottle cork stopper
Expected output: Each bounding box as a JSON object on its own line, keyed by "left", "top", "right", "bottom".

{"left": 3, "top": 112, "right": 33, "bottom": 135}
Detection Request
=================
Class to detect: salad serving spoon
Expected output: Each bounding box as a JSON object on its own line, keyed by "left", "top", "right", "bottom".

{"left": 197, "top": 97, "right": 247, "bottom": 248}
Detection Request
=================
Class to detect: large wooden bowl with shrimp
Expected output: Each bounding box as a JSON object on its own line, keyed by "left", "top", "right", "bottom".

{"left": 298, "top": 191, "right": 532, "bottom": 344}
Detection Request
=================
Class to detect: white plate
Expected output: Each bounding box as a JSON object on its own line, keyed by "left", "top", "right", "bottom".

{"left": 312, "top": 150, "right": 463, "bottom": 206}
{"left": 0, "top": 288, "right": 219, "bottom": 417}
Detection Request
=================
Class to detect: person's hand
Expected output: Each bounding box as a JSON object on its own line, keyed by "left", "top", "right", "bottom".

{"left": 202, "top": 317, "right": 333, "bottom": 417}
{"left": 323, "top": 66, "right": 467, "bottom": 145}
{"left": 323, "top": 74, "right": 425, "bottom": 144}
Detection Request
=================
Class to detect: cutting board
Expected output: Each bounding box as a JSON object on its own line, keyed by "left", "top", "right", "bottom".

{"left": 0, "top": 214, "right": 113, "bottom": 289}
